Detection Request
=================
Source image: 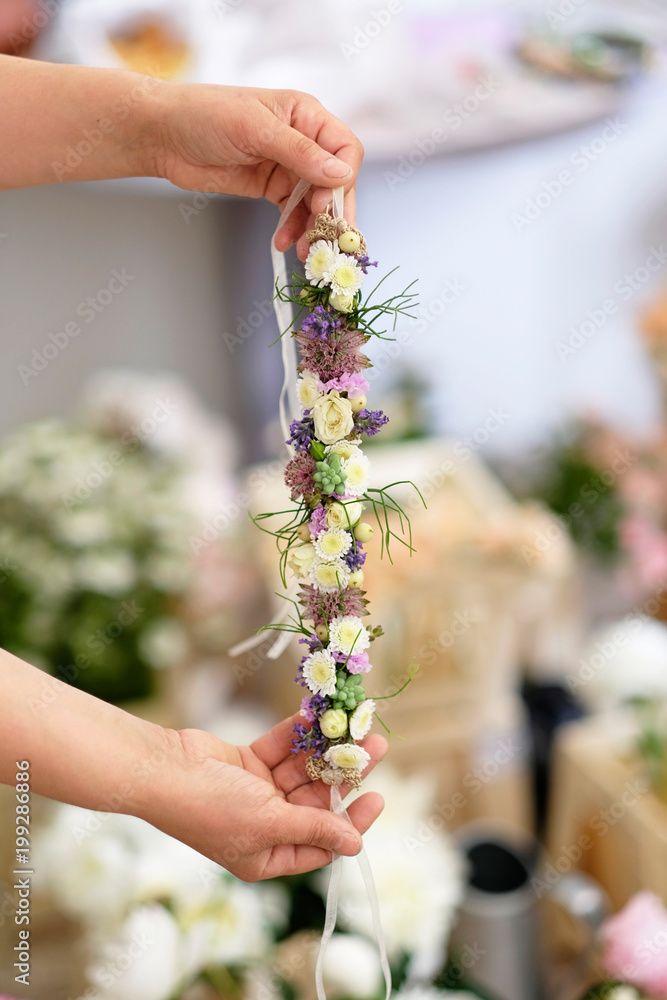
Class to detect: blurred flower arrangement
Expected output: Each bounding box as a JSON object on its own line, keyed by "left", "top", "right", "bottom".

{"left": 33, "top": 767, "right": 465, "bottom": 1000}
{"left": 502, "top": 420, "right": 667, "bottom": 606}
{"left": 0, "top": 370, "right": 255, "bottom": 704}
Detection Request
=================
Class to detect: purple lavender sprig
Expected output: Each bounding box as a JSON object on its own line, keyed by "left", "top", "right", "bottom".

{"left": 291, "top": 721, "right": 328, "bottom": 757}
{"left": 288, "top": 412, "right": 315, "bottom": 452}
{"left": 345, "top": 542, "right": 366, "bottom": 571}
{"left": 301, "top": 305, "right": 343, "bottom": 342}
{"left": 356, "top": 254, "right": 379, "bottom": 274}
{"left": 354, "top": 408, "right": 389, "bottom": 437}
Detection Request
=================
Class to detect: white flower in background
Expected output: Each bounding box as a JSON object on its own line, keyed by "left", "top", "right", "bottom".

{"left": 310, "top": 556, "right": 350, "bottom": 592}
{"left": 76, "top": 551, "right": 137, "bottom": 594}
{"left": 395, "top": 990, "right": 478, "bottom": 1000}
{"left": 324, "top": 744, "right": 370, "bottom": 771}
{"left": 577, "top": 615, "right": 667, "bottom": 710}
{"left": 305, "top": 239, "right": 338, "bottom": 287}
{"left": 138, "top": 618, "right": 189, "bottom": 670}
{"left": 349, "top": 700, "right": 376, "bottom": 740}
{"left": 302, "top": 649, "right": 338, "bottom": 696}
{"left": 298, "top": 372, "right": 323, "bottom": 410}
{"left": 328, "top": 291, "right": 355, "bottom": 313}
{"left": 178, "top": 879, "right": 285, "bottom": 974}
{"left": 87, "top": 903, "right": 184, "bottom": 1000}
{"left": 288, "top": 542, "right": 316, "bottom": 580}
{"left": 315, "top": 527, "right": 353, "bottom": 562}
{"left": 326, "top": 500, "right": 363, "bottom": 529}
{"left": 324, "top": 768, "right": 464, "bottom": 981}
{"left": 56, "top": 509, "right": 113, "bottom": 547}
{"left": 325, "top": 254, "right": 364, "bottom": 297}
{"left": 328, "top": 616, "right": 370, "bottom": 656}
{"left": 322, "top": 934, "right": 383, "bottom": 1000}
{"left": 341, "top": 452, "right": 371, "bottom": 498}
{"left": 312, "top": 392, "right": 355, "bottom": 445}
{"left": 32, "top": 806, "right": 137, "bottom": 924}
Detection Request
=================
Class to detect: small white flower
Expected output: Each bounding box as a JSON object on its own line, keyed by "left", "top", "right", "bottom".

{"left": 326, "top": 500, "right": 363, "bottom": 530}
{"left": 325, "top": 255, "right": 364, "bottom": 297}
{"left": 329, "top": 291, "right": 355, "bottom": 313}
{"left": 305, "top": 240, "right": 339, "bottom": 287}
{"left": 326, "top": 438, "right": 361, "bottom": 461}
{"left": 325, "top": 743, "right": 371, "bottom": 771}
{"left": 341, "top": 451, "right": 371, "bottom": 498}
{"left": 297, "top": 371, "right": 323, "bottom": 410}
{"left": 350, "top": 699, "right": 376, "bottom": 740}
{"left": 315, "top": 527, "right": 353, "bottom": 562}
{"left": 328, "top": 615, "right": 370, "bottom": 655}
{"left": 310, "top": 556, "right": 350, "bottom": 592}
{"left": 302, "top": 649, "right": 338, "bottom": 696}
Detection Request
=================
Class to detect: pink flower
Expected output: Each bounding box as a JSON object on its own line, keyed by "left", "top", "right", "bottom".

{"left": 620, "top": 515, "right": 667, "bottom": 592}
{"left": 319, "top": 372, "right": 369, "bottom": 398}
{"left": 345, "top": 652, "right": 371, "bottom": 674}
{"left": 601, "top": 891, "right": 667, "bottom": 995}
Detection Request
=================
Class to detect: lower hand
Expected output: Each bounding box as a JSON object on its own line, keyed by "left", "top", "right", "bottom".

{"left": 152, "top": 714, "right": 386, "bottom": 882}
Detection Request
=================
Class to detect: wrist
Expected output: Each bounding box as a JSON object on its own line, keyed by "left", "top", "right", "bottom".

{"left": 113, "top": 71, "right": 171, "bottom": 180}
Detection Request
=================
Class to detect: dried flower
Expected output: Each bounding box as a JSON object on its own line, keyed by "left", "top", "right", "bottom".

{"left": 284, "top": 451, "right": 317, "bottom": 501}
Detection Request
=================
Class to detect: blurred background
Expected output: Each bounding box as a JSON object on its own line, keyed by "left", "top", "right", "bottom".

{"left": 3, "top": 1, "right": 667, "bottom": 999}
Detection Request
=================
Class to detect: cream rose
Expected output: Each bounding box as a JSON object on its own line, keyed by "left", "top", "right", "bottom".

{"left": 288, "top": 542, "right": 316, "bottom": 580}
{"left": 326, "top": 501, "right": 363, "bottom": 530}
{"left": 312, "top": 392, "right": 354, "bottom": 445}
{"left": 329, "top": 291, "right": 355, "bottom": 313}
{"left": 298, "top": 372, "right": 323, "bottom": 410}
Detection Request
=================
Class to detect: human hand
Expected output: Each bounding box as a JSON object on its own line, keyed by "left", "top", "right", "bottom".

{"left": 151, "top": 714, "right": 386, "bottom": 882}
{"left": 149, "top": 84, "right": 364, "bottom": 259}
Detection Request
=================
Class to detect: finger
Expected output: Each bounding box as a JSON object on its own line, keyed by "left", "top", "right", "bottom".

{"left": 271, "top": 798, "right": 362, "bottom": 856}
{"left": 275, "top": 200, "right": 310, "bottom": 253}
{"left": 260, "top": 118, "right": 353, "bottom": 191}
{"left": 259, "top": 791, "right": 385, "bottom": 878}
{"left": 275, "top": 733, "right": 388, "bottom": 800}
{"left": 250, "top": 713, "right": 302, "bottom": 770}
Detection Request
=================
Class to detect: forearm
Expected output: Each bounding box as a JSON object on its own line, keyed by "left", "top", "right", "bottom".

{"left": 0, "top": 55, "right": 161, "bottom": 189}
{"left": 0, "top": 647, "right": 171, "bottom": 819}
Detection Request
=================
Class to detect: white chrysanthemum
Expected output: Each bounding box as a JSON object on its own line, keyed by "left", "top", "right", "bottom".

{"left": 297, "top": 372, "right": 322, "bottom": 410}
{"left": 350, "top": 699, "right": 376, "bottom": 740}
{"left": 288, "top": 542, "right": 316, "bottom": 580}
{"left": 315, "top": 527, "right": 353, "bottom": 562}
{"left": 326, "top": 500, "right": 363, "bottom": 530}
{"left": 328, "top": 615, "right": 371, "bottom": 655}
{"left": 324, "top": 743, "right": 371, "bottom": 771}
{"left": 329, "top": 291, "right": 355, "bottom": 313}
{"left": 302, "top": 649, "right": 337, "bottom": 696}
{"left": 310, "top": 556, "right": 350, "bottom": 593}
{"left": 341, "top": 452, "right": 371, "bottom": 498}
{"left": 325, "top": 255, "right": 364, "bottom": 297}
{"left": 326, "top": 438, "right": 361, "bottom": 461}
{"left": 305, "top": 240, "right": 338, "bottom": 287}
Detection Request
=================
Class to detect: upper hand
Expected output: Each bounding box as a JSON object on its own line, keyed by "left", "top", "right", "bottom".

{"left": 152, "top": 714, "right": 386, "bottom": 882}
{"left": 149, "top": 84, "right": 364, "bottom": 259}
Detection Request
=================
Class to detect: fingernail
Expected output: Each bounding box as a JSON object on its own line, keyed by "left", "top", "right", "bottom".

{"left": 324, "top": 158, "right": 352, "bottom": 179}
{"left": 335, "top": 831, "right": 362, "bottom": 856}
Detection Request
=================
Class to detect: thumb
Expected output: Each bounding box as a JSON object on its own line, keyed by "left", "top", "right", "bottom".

{"left": 273, "top": 801, "right": 362, "bottom": 857}
{"left": 260, "top": 118, "right": 353, "bottom": 186}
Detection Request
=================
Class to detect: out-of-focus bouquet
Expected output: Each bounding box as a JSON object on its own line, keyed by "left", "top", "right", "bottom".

{"left": 574, "top": 891, "right": 667, "bottom": 1000}
{"left": 500, "top": 420, "right": 667, "bottom": 613}
{"left": 0, "top": 370, "right": 257, "bottom": 705}
{"left": 32, "top": 767, "right": 465, "bottom": 1000}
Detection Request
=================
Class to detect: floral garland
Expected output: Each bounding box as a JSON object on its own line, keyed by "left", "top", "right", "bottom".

{"left": 256, "top": 208, "right": 420, "bottom": 790}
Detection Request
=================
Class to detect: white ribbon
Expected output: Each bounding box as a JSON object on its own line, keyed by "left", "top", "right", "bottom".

{"left": 269, "top": 185, "right": 391, "bottom": 1000}
{"left": 315, "top": 786, "right": 392, "bottom": 1000}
